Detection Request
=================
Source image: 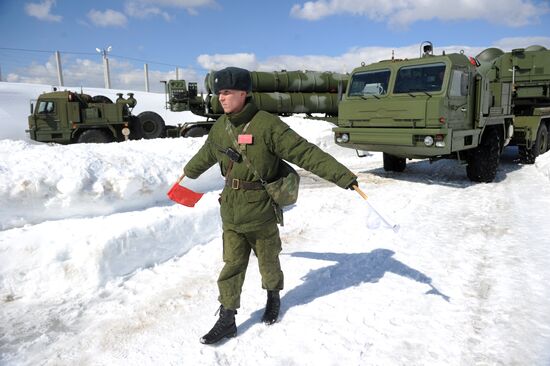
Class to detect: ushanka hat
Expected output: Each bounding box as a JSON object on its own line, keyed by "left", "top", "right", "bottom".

{"left": 213, "top": 67, "right": 252, "bottom": 94}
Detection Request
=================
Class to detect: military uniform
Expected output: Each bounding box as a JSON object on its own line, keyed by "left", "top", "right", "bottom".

{"left": 184, "top": 100, "right": 357, "bottom": 310}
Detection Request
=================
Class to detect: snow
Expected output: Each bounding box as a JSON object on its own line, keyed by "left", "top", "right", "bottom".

{"left": 1, "top": 81, "right": 550, "bottom": 366}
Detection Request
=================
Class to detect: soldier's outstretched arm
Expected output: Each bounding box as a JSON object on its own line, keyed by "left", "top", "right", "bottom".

{"left": 270, "top": 118, "right": 356, "bottom": 189}
{"left": 183, "top": 135, "right": 217, "bottom": 179}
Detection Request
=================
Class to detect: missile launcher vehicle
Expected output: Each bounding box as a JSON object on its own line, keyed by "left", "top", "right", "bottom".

{"left": 333, "top": 42, "right": 550, "bottom": 182}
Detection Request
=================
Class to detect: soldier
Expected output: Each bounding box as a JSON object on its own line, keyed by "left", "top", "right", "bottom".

{"left": 183, "top": 67, "right": 358, "bottom": 345}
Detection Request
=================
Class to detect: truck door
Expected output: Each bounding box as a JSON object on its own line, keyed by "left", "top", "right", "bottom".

{"left": 34, "top": 100, "right": 65, "bottom": 141}
{"left": 447, "top": 68, "right": 474, "bottom": 129}
{"left": 35, "top": 100, "right": 58, "bottom": 129}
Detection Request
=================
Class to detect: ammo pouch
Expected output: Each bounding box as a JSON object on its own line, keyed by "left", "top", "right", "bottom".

{"left": 264, "top": 160, "right": 300, "bottom": 207}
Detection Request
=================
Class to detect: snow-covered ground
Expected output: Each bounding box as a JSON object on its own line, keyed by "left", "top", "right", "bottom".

{"left": 1, "top": 81, "right": 550, "bottom": 366}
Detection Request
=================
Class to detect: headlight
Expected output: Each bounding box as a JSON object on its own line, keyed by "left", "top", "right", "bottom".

{"left": 337, "top": 133, "right": 350, "bottom": 143}
{"left": 424, "top": 136, "right": 434, "bottom": 146}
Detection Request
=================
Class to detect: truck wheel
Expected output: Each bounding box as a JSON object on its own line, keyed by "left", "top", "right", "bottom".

{"left": 128, "top": 116, "right": 144, "bottom": 140}
{"left": 138, "top": 111, "right": 166, "bottom": 139}
{"left": 466, "top": 127, "right": 501, "bottom": 182}
{"left": 76, "top": 129, "right": 114, "bottom": 143}
{"left": 183, "top": 126, "right": 209, "bottom": 138}
{"left": 519, "top": 146, "right": 536, "bottom": 164}
{"left": 519, "top": 124, "right": 548, "bottom": 164}
{"left": 383, "top": 153, "right": 406, "bottom": 172}
{"left": 91, "top": 95, "right": 113, "bottom": 103}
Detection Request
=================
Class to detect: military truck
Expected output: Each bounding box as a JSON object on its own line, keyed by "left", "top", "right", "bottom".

{"left": 27, "top": 70, "right": 348, "bottom": 143}
{"left": 27, "top": 90, "right": 147, "bottom": 143}
{"left": 333, "top": 42, "right": 550, "bottom": 182}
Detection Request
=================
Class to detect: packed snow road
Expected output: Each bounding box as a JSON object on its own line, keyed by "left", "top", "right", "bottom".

{"left": 1, "top": 135, "right": 549, "bottom": 365}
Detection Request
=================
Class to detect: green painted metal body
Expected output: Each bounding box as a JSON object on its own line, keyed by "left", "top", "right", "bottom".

{"left": 334, "top": 45, "right": 550, "bottom": 160}
{"left": 204, "top": 70, "right": 348, "bottom": 94}
{"left": 27, "top": 90, "right": 137, "bottom": 144}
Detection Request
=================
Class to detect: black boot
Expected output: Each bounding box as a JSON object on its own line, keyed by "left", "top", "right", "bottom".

{"left": 261, "top": 290, "right": 280, "bottom": 325}
{"left": 200, "top": 305, "right": 237, "bottom": 345}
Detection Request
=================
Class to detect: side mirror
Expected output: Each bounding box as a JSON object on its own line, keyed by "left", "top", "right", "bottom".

{"left": 30, "top": 102, "right": 34, "bottom": 115}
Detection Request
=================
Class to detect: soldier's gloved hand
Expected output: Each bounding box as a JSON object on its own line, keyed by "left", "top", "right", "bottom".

{"left": 347, "top": 180, "right": 358, "bottom": 190}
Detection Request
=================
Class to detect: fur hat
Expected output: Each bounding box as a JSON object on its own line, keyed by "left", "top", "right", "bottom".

{"left": 213, "top": 67, "right": 252, "bottom": 94}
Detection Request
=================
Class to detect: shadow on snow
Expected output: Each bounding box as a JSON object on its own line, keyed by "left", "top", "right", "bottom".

{"left": 237, "top": 248, "right": 449, "bottom": 334}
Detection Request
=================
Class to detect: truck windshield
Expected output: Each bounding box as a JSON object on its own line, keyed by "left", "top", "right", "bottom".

{"left": 348, "top": 69, "right": 390, "bottom": 97}
{"left": 37, "top": 101, "right": 55, "bottom": 114}
{"left": 394, "top": 63, "right": 446, "bottom": 93}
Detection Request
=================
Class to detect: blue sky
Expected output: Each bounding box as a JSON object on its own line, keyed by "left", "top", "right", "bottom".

{"left": 1, "top": 0, "right": 549, "bottom": 92}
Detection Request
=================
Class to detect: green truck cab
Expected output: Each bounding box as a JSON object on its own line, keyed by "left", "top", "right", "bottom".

{"left": 334, "top": 42, "right": 550, "bottom": 182}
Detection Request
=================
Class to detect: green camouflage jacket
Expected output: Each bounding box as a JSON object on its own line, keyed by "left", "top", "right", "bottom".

{"left": 184, "top": 100, "right": 357, "bottom": 231}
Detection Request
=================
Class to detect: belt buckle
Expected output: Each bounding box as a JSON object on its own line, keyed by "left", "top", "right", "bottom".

{"left": 231, "top": 178, "right": 240, "bottom": 189}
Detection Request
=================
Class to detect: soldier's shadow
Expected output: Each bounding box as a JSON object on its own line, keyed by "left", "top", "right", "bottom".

{"left": 238, "top": 248, "right": 450, "bottom": 334}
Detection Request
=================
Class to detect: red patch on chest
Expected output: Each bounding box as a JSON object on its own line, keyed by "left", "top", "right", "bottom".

{"left": 238, "top": 134, "right": 253, "bottom": 144}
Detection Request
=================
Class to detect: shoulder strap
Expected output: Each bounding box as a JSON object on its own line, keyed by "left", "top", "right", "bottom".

{"left": 225, "top": 120, "right": 267, "bottom": 185}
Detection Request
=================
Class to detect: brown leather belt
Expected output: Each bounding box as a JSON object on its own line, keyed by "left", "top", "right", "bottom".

{"left": 225, "top": 178, "right": 264, "bottom": 190}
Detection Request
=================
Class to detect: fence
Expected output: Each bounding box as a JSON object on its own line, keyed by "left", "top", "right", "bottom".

{"left": 0, "top": 47, "right": 197, "bottom": 93}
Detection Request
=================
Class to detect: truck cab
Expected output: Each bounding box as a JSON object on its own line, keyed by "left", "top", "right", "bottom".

{"left": 335, "top": 51, "right": 478, "bottom": 158}
{"left": 28, "top": 91, "right": 76, "bottom": 143}
{"left": 334, "top": 43, "right": 515, "bottom": 182}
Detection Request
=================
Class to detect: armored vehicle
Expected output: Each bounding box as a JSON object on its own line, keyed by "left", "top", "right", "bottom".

{"left": 333, "top": 42, "right": 550, "bottom": 182}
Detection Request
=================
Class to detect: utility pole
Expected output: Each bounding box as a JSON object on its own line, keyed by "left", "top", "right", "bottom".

{"left": 96, "top": 46, "right": 112, "bottom": 89}
{"left": 55, "top": 51, "right": 64, "bottom": 86}
{"left": 144, "top": 63, "right": 149, "bottom": 92}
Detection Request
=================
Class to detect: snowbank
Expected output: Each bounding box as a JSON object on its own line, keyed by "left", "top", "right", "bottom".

{"left": 2, "top": 82, "right": 550, "bottom": 366}
{"left": 536, "top": 150, "right": 550, "bottom": 180}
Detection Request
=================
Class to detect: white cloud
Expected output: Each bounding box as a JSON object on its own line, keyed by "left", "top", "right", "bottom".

{"left": 124, "top": 2, "right": 171, "bottom": 21}
{"left": 290, "top": 0, "right": 548, "bottom": 27}
{"left": 124, "top": 0, "right": 218, "bottom": 19}
{"left": 24, "top": 0, "right": 62, "bottom": 22}
{"left": 493, "top": 36, "right": 550, "bottom": 50}
{"left": 87, "top": 9, "right": 128, "bottom": 28}
{"left": 197, "top": 53, "right": 258, "bottom": 71}
{"left": 197, "top": 38, "right": 550, "bottom": 74}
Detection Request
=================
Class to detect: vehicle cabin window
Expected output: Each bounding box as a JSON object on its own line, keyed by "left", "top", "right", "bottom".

{"left": 449, "top": 70, "right": 469, "bottom": 97}
{"left": 37, "top": 101, "right": 55, "bottom": 114}
{"left": 348, "top": 69, "right": 391, "bottom": 97}
{"left": 394, "top": 63, "right": 446, "bottom": 93}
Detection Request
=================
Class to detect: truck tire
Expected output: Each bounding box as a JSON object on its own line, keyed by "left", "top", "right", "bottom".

{"left": 76, "top": 129, "right": 114, "bottom": 143}
{"left": 183, "top": 126, "right": 209, "bottom": 138}
{"left": 91, "top": 95, "right": 113, "bottom": 103}
{"left": 519, "top": 124, "right": 548, "bottom": 164}
{"left": 383, "top": 153, "right": 406, "bottom": 172}
{"left": 138, "top": 111, "right": 166, "bottom": 139}
{"left": 128, "top": 116, "right": 144, "bottom": 140}
{"left": 466, "top": 127, "right": 501, "bottom": 182}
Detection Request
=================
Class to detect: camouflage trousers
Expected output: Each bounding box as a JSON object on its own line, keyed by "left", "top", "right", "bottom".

{"left": 218, "top": 222, "right": 284, "bottom": 310}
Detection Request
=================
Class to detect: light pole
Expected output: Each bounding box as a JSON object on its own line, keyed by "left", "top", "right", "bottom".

{"left": 96, "top": 46, "right": 112, "bottom": 89}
